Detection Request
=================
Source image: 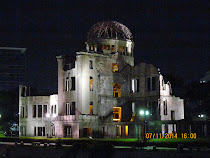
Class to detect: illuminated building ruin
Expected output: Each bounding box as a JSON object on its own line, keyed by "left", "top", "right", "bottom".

{"left": 19, "top": 21, "right": 184, "bottom": 138}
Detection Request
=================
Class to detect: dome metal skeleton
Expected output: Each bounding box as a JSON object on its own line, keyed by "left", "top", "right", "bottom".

{"left": 87, "top": 21, "right": 133, "bottom": 41}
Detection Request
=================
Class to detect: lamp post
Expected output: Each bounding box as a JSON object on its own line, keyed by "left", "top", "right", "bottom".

{"left": 139, "top": 110, "right": 149, "bottom": 143}
{"left": 46, "top": 113, "right": 56, "bottom": 137}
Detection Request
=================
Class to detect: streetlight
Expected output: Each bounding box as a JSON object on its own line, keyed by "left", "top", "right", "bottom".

{"left": 139, "top": 110, "right": 150, "bottom": 143}
{"left": 46, "top": 113, "right": 56, "bottom": 137}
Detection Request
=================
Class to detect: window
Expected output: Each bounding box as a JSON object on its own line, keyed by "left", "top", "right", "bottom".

{"left": 34, "top": 127, "right": 36, "bottom": 136}
{"left": 146, "top": 77, "right": 156, "bottom": 91}
{"left": 65, "top": 77, "right": 69, "bottom": 91}
{"left": 89, "top": 60, "right": 93, "bottom": 69}
{"left": 163, "top": 100, "right": 167, "bottom": 115}
{"left": 38, "top": 105, "right": 42, "bottom": 117}
{"left": 37, "top": 127, "right": 45, "bottom": 136}
{"left": 158, "top": 99, "right": 161, "bottom": 116}
{"left": 54, "top": 105, "right": 56, "bottom": 114}
{"left": 101, "top": 45, "right": 104, "bottom": 51}
{"left": 106, "top": 45, "right": 110, "bottom": 50}
{"left": 132, "top": 103, "right": 135, "bottom": 114}
{"left": 113, "top": 107, "right": 122, "bottom": 122}
{"left": 70, "top": 102, "right": 76, "bottom": 115}
{"left": 147, "top": 101, "right": 157, "bottom": 115}
{"left": 33, "top": 105, "right": 36, "bottom": 118}
{"left": 111, "top": 45, "right": 115, "bottom": 53}
{"left": 113, "top": 83, "right": 121, "bottom": 97}
{"left": 112, "top": 63, "right": 119, "bottom": 72}
{"left": 152, "top": 77, "right": 156, "bottom": 91}
{"left": 125, "top": 125, "right": 129, "bottom": 137}
{"left": 51, "top": 105, "right": 53, "bottom": 114}
{"left": 25, "top": 105, "right": 28, "bottom": 118}
{"left": 43, "top": 105, "right": 47, "bottom": 117}
{"left": 131, "top": 79, "right": 139, "bottom": 93}
{"left": 90, "top": 102, "right": 93, "bottom": 115}
{"left": 66, "top": 103, "right": 70, "bottom": 115}
{"left": 119, "top": 46, "right": 122, "bottom": 53}
{"left": 94, "top": 45, "right": 97, "bottom": 52}
{"left": 38, "top": 127, "right": 42, "bottom": 136}
{"left": 146, "top": 78, "right": 151, "bottom": 91}
{"left": 162, "top": 79, "right": 165, "bottom": 90}
{"left": 21, "top": 107, "right": 24, "bottom": 118}
{"left": 90, "top": 77, "right": 93, "bottom": 91}
{"left": 171, "top": 110, "right": 175, "bottom": 120}
{"left": 90, "top": 45, "right": 93, "bottom": 51}
{"left": 71, "top": 77, "right": 75, "bottom": 90}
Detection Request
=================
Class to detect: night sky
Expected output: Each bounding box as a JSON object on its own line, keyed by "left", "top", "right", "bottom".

{"left": 0, "top": 0, "right": 208, "bottom": 94}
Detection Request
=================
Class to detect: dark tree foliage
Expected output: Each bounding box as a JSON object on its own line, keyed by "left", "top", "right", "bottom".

{"left": 0, "top": 91, "right": 19, "bottom": 131}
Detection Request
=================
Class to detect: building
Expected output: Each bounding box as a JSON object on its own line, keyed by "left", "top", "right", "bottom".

{"left": 0, "top": 47, "right": 26, "bottom": 91}
{"left": 19, "top": 21, "right": 184, "bottom": 138}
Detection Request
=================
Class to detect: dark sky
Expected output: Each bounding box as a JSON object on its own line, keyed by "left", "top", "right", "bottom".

{"left": 0, "top": 0, "right": 209, "bottom": 94}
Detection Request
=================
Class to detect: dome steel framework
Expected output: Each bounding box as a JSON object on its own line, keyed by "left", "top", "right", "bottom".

{"left": 87, "top": 21, "right": 133, "bottom": 41}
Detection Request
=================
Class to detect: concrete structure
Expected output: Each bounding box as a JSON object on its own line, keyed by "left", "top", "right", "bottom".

{"left": 0, "top": 47, "right": 26, "bottom": 91}
{"left": 19, "top": 21, "right": 184, "bottom": 138}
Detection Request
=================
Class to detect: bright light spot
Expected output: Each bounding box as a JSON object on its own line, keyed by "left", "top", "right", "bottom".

{"left": 140, "top": 110, "right": 144, "bottom": 115}
{"left": 46, "top": 113, "right": 50, "bottom": 117}
{"left": 163, "top": 98, "right": 166, "bottom": 101}
{"left": 53, "top": 114, "right": 56, "bottom": 118}
{"left": 201, "top": 114, "right": 204, "bottom": 118}
{"left": 18, "top": 112, "right": 20, "bottom": 115}
{"left": 198, "top": 115, "right": 201, "bottom": 118}
{"left": 145, "top": 111, "right": 149, "bottom": 115}
{"left": 0, "top": 114, "right": 1, "bottom": 118}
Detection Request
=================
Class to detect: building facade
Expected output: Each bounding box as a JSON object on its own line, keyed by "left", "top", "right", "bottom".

{"left": 19, "top": 21, "right": 184, "bottom": 138}
{"left": 0, "top": 47, "right": 26, "bottom": 91}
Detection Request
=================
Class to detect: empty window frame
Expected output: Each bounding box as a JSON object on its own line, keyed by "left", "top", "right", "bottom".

{"left": 21, "top": 106, "right": 24, "bottom": 118}
{"left": 119, "top": 46, "right": 122, "bottom": 53}
{"left": 90, "top": 101, "right": 93, "bottom": 115}
{"left": 43, "top": 105, "right": 47, "bottom": 117}
{"left": 70, "top": 102, "right": 76, "bottom": 115}
{"left": 146, "top": 77, "right": 156, "bottom": 91}
{"left": 89, "top": 60, "right": 93, "bottom": 69}
{"left": 25, "top": 105, "right": 28, "bottom": 118}
{"left": 51, "top": 105, "right": 53, "bottom": 114}
{"left": 34, "top": 127, "right": 36, "bottom": 136}
{"left": 146, "top": 78, "right": 151, "bottom": 91}
{"left": 90, "top": 77, "right": 93, "bottom": 91}
{"left": 158, "top": 99, "right": 161, "bottom": 116}
{"left": 101, "top": 45, "right": 105, "bottom": 51}
{"left": 106, "top": 45, "right": 110, "bottom": 50}
{"left": 131, "top": 79, "right": 139, "bottom": 93}
{"left": 66, "top": 103, "right": 70, "bottom": 115}
{"left": 162, "top": 79, "right": 165, "bottom": 90}
{"left": 37, "top": 127, "right": 45, "bottom": 136}
{"left": 147, "top": 101, "right": 157, "bottom": 115}
{"left": 71, "top": 77, "right": 75, "bottom": 90}
{"left": 54, "top": 105, "right": 56, "bottom": 114}
{"left": 113, "top": 107, "right": 122, "bottom": 122}
{"left": 132, "top": 102, "right": 135, "bottom": 114}
{"left": 152, "top": 77, "right": 156, "bottom": 91}
{"left": 163, "top": 100, "right": 167, "bottom": 115}
{"left": 112, "top": 63, "right": 119, "bottom": 72}
{"left": 33, "top": 105, "right": 36, "bottom": 117}
{"left": 65, "top": 77, "right": 69, "bottom": 91}
{"left": 111, "top": 45, "right": 115, "bottom": 53}
{"left": 113, "top": 83, "right": 121, "bottom": 97}
{"left": 94, "top": 45, "right": 97, "bottom": 52}
{"left": 38, "top": 105, "right": 42, "bottom": 117}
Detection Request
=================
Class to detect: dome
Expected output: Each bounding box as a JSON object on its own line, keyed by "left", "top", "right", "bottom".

{"left": 87, "top": 21, "right": 133, "bottom": 41}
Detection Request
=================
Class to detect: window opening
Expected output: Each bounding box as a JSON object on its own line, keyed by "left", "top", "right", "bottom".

{"left": 113, "top": 83, "right": 121, "bottom": 97}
